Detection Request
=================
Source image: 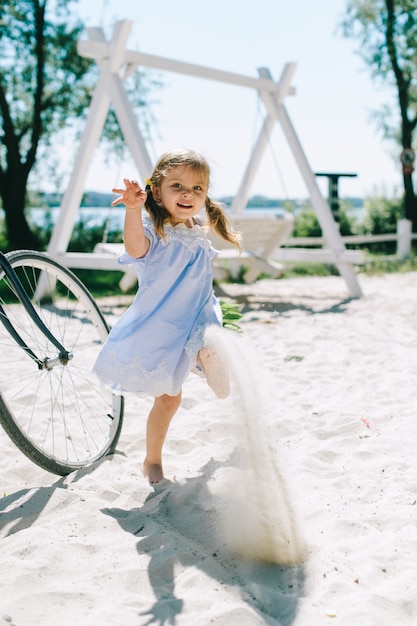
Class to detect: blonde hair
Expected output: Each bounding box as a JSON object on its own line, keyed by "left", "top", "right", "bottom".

{"left": 144, "top": 149, "right": 241, "bottom": 249}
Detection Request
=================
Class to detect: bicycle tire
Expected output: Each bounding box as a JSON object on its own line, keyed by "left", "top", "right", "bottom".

{"left": 0, "top": 250, "right": 124, "bottom": 475}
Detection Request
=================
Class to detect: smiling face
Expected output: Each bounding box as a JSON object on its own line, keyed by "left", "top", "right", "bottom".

{"left": 153, "top": 165, "right": 208, "bottom": 226}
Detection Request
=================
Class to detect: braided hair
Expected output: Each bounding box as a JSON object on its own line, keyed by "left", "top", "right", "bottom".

{"left": 144, "top": 149, "right": 241, "bottom": 249}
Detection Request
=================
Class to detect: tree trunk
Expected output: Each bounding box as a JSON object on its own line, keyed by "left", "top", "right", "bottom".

{"left": 403, "top": 171, "right": 417, "bottom": 232}
{"left": 1, "top": 165, "right": 40, "bottom": 251}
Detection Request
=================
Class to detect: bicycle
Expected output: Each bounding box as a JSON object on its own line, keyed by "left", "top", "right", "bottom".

{"left": 0, "top": 249, "right": 124, "bottom": 476}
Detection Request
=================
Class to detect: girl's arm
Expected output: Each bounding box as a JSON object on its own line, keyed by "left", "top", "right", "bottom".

{"left": 112, "top": 179, "right": 150, "bottom": 258}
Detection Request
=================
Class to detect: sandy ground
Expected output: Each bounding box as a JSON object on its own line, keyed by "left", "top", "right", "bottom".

{"left": 1, "top": 271, "right": 416, "bottom": 626}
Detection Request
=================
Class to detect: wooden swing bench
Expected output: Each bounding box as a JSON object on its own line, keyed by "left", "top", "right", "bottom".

{"left": 209, "top": 210, "right": 295, "bottom": 282}
{"left": 69, "top": 209, "right": 295, "bottom": 290}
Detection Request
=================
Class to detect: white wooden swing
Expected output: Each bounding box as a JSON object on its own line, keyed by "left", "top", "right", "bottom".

{"left": 47, "top": 19, "right": 363, "bottom": 298}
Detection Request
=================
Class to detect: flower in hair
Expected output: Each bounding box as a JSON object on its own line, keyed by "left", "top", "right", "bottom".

{"left": 144, "top": 177, "right": 153, "bottom": 189}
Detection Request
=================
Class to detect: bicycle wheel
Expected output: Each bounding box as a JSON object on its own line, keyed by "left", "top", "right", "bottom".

{"left": 0, "top": 250, "right": 124, "bottom": 475}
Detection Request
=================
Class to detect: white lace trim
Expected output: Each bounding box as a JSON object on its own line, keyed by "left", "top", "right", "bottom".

{"left": 93, "top": 347, "right": 181, "bottom": 396}
{"left": 185, "top": 324, "right": 206, "bottom": 376}
{"left": 144, "top": 216, "right": 212, "bottom": 255}
{"left": 94, "top": 325, "right": 209, "bottom": 395}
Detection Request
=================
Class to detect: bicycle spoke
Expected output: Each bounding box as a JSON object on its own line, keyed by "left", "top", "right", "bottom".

{"left": 0, "top": 251, "right": 124, "bottom": 475}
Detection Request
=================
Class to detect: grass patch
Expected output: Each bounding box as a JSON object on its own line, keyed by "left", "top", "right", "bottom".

{"left": 359, "top": 254, "right": 417, "bottom": 275}
{"left": 280, "top": 262, "right": 339, "bottom": 279}
{"left": 278, "top": 254, "right": 417, "bottom": 280}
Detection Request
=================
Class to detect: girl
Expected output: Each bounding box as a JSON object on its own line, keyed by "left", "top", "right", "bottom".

{"left": 93, "top": 149, "right": 241, "bottom": 484}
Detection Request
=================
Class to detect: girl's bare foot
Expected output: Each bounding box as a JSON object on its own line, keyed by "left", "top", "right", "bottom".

{"left": 198, "top": 348, "right": 230, "bottom": 399}
{"left": 143, "top": 459, "right": 164, "bottom": 484}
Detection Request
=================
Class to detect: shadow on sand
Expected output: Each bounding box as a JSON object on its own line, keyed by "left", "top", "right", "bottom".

{"left": 102, "top": 457, "right": 306, "bottom": 626}
{"left": 214, "top": 282, "right": 356, "bottom": 318}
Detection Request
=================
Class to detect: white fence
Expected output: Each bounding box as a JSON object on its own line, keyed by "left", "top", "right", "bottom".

{"left": 282, "top": 218, "right": 417, "bottom": 262}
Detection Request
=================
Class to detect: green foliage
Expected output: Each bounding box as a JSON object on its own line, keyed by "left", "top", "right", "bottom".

{"left": 292, "top": 195, "right": 405, "bottom": 251}
{"left": 340, "top": 1, "right": 417, "bottom": 226}
{"left": 67, "top": 221, "right": 120, "bottom": 253}
{"left": 361, "top": 252, "right": 417, "bottom": 275}
{"left": 27, "top": 211, "right": 122, "bottom": 253}
{"left": 70, "top": 268, "right": 135, "bottom": 297}
{"left": 0, "top": 0, "right": 159, "bottom": 171}
{"left": 0, "top": 1, "right": 91, "bottom": 171}
{"left": 341, "top": 0, "right": 417, "bottom": 86}
{"left": 281, "top": 263, "right": 339, "bottom": 278}
{"left": 100, "top": 72, "right": 162, "bottom": 162}
{"left": 360, "top": 196, "right": 403, "bottom": 234}
{"left": 338, "top": 200, "right": 361, "bottom": 236}
{"left": 293, "top": 207, "right": 322, "bottom": 238}
{"left": 0, "top": 215, "right": 8, "bottom": 250}
{"left": 293, "top": 201, "right": 359, "bottom": 238}
{"left": 0, "top": 0, "right": 92, "bottom": 248}
{"left": 0, "top": 0, "right": 160, "bottom": 249}
{"left": 285, "top": 194, "right": 408, "bottom": 271}
{"left": 219, "top": 300, "right": 243, "bottom": 332}
{"left": 358, "top": 195, "right": 403, "bottom": 253}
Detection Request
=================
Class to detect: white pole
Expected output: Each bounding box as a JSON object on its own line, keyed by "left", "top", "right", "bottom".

{"left": 397, "top": 218, "right": 412, "bottom": 259}
{"left": 78, "top": 38, "right": 296, "bottom": 95}
{"left": 231, "top": 64, "right": 297, "bottom": 216}
{"left": 258, "top": 69, "right": 362, "bottom": 298}
{"left": 277, "top": 105, "right": 362, "bottom": 297}
{"left": 110, "top": 73, "right": 153, "bottom": 178}
{"left": 47, "top": 21, "right": 132, "bottom": 256}
{"left": 230, "top": 114, "right": 275, "bottom": 216}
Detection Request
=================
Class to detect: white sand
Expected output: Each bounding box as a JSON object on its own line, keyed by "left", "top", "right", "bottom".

{"left": 1, "top": 271, "right": 416, "bottom": 626}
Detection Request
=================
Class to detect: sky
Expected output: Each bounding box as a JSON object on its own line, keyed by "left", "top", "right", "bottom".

{"left": 66, "top": 0, "right": 403, "bottom": 201}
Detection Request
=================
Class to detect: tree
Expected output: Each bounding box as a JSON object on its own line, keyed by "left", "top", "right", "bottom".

{"left": 0, "top": 0, "right": 157, "bottom": 250}
{"left": 341, "top": 0, "right": 417, "bottom": 231}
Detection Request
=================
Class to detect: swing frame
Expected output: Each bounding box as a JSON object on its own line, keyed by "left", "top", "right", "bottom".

{"left": 47, "top": 19, "right": 363, "bottom": 298}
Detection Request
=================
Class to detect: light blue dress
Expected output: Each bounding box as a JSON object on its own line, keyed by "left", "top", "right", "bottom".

{"left": 92, "top": 216, "right": 222, "bottom": 396}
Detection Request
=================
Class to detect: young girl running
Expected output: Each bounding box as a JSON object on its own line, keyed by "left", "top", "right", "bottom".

{"left": 93, "top": 149, "right": 240, "bottom": 484}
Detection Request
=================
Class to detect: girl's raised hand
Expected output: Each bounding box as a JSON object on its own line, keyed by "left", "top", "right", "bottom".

{"left": 111, "top": 178, "right": 147, "bottom": 210}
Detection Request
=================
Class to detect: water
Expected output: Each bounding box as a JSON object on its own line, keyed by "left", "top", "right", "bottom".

{"left": 28, "top": 206, "right": 126, "bottom": 232}
{"left": 27, "top": 202, "right": 365, "bottom": 233}
{"left": 26, "top": 206, "right": 290, "bottom": 236}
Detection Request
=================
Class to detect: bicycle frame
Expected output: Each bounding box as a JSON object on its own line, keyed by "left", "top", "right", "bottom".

{"left": 0, "top": 251, "right": 71, "bottom": 369}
